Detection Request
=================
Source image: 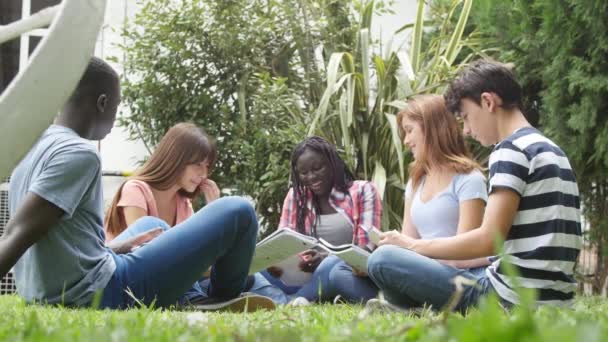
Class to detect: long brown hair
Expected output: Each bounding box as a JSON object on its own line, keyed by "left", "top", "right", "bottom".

{"left": 397, "top": 94, "right": 481, "bottom": 191}
{"left": 104, "top": 123, "right": 217, "bottom": 237}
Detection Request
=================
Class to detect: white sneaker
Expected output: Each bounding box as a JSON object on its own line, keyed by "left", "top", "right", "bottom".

{"left": 288, "top": 296, "right": 311, "bottom": 307}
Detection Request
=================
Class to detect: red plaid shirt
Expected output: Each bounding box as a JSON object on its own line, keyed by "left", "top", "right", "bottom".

{"left": 279, "top": 180, "right": 382, "bottom": 249}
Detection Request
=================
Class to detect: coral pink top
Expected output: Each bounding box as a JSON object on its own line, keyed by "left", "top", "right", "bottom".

{"left": 117, "top": 179, "right": 194, "bottom": 226}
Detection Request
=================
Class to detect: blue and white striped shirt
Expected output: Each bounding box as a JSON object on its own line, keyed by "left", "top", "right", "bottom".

{"left": 485, "top": 127, "right": 582, "bottom": 305}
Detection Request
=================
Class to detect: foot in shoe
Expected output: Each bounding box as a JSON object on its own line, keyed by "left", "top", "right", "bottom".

{"left": 288, "top": 297, "right": 311, "bottom": 307}
{"left": 186, "top": 293, "right": 276, "bottom": 312}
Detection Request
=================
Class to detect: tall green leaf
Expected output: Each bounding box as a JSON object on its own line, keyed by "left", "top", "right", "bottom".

{"left": 372, "top": 160, "right": 387, "bottom": 200}
{"left": 410, "top": 0, "right": 425, "bottom": 73}
{"left": 445, "top": 0, "right": 473, "bottom": 66}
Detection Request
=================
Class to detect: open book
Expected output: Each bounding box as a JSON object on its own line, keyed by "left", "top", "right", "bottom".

{"left": 249, "top": 227, "right": 383, "bottom": 286}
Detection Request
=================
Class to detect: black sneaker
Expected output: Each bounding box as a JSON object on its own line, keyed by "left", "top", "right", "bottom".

{"left": 184, "top": 293, "right": 276, "bottom": 312}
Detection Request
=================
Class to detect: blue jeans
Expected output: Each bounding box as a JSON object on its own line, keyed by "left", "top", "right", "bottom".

{"left": 109, "top": 214, "right": 206, "bottom": 304}
{"left": 260, "top": 254, "right": 341, "bottom": 302}
{"left": 367, "top": 245, "right": 495, "bottom": 312}
{"left": 261, "top": 255, "right": 378, "bottom": 303}
{"left": 199, "top": 272, "right": 290, "bottom": 304}
{"left": 100, "top": 196, "right": 258, "bottom": 309}
{"left": 329, "top": 261, "right": 378, "bottom": 303}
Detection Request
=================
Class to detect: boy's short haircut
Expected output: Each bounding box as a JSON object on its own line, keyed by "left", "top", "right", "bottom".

{"left": 444, "top": 59, "right": 523, "bottom": 114}
{"left": 68, "top": 57, "right": 119, "bottom": 103}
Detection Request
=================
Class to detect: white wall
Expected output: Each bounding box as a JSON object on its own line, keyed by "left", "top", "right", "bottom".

{"left": 371, "top": 0, "right": 417, "bottom": 53}
{"left": 96, "top": 0, "right": 148, "bottom": 173}
{"left": 94, "top": 0, "right": 146, "bottom": 205}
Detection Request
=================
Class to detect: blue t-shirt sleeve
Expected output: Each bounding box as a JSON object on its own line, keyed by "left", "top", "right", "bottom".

{"left": 29, "top": 148, "right": 101, "bottom": 218}
{"left": 454, "top": 170, "right": 488, "bottom": 203}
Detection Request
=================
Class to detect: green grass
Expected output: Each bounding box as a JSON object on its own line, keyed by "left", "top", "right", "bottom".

{"left": 0, "top": 295, "right": 607, "bottom": 341}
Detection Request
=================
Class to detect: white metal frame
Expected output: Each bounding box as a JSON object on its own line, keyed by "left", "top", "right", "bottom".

{"left": 19, "top": 0, "right": 47, "bottom": 71}
{"left": 0, "top": 0, "right": 108, "bottom": 181}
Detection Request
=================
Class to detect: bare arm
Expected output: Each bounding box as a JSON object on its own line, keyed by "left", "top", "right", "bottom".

{"left": 122, "top": 206, "right": 147, "bottom": 226}
{"left": 442, "top": 199, "right": 490, "bottom": 268}
{"left": 104, "top": 206, "right": 146, "bottom": 242}
{"left": 401, "top": 196, "right": 421, "bottom": 239}
{"left": 380, "top": 188, "right": 520, "bottom": 259}
{"left": 0, "top": 193, "right": 63, "bottom": 279}
{"left": 105, "top": 206, "right": 163, "bottom": 253}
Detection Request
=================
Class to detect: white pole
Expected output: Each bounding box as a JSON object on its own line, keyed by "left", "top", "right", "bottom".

{"left": 0, "top": 5, "right": 59, "bottom": 45}
{"left": 0, "top": 0, "right": 108, "bottom": 180}
{"left": 19, "top": 0, "right": 32, "bottom": 72}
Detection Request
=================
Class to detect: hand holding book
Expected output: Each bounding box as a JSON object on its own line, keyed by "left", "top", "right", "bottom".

{"left": 298, "top": 249, "right": 327, "bottom": 272}
{"left": 250, "top": 227, "right": 385, "bottom": 286}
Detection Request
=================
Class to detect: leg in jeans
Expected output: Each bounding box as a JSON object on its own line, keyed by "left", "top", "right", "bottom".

{"left": 199, "top": 272, "right": 290, "bottom": 305}
{"left": 259, "top": 270, "right": 301, "bottom": 295}
{"left": 111, "top": 216, "right": 171, "bottom": 242}
{"left": 294, "top": 255, "right": 342, "bottom": 302}
{"left": 328, "top": 261, "right": 379, "bottom": 303}
{"left": 100, "top": 196, "right": 258, "bottom": 309}
{"left": 367, "top": 245, "right": 493, "bottom": 312}
{"left": 108, "top": 216, "right": 206, "bottom": 304}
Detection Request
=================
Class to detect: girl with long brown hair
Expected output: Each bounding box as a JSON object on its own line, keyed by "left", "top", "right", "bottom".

{"left": 103, "top": 122, "right": 283, "bottom": 307}
{"left": 104, "top": 122, "right": 219, "bottom": 241}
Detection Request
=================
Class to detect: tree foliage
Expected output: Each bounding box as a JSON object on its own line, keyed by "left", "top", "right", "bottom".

{"left": 469, "top": 0, "right": 608, "bottom": 292}
{"left": 309, "top": 0, "right": 487, "bottom": 229}
{"left": 117, "top": 0, "right": 360, "bottom": 231}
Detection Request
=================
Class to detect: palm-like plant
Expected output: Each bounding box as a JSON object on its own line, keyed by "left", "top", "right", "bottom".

{"left": 307, "top": 0, "right": 487, "bottom": 230}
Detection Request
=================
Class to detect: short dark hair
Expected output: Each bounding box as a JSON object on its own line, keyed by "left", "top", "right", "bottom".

{"left": 69, "top": 56, "right": 119, "bottom": 103}
{"left": 444, "top": 59, "right": 523, "bottom": 114}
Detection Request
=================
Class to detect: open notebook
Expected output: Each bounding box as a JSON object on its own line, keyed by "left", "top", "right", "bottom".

{"left": 249, "top": 227, "right": 383, "bottom": 286}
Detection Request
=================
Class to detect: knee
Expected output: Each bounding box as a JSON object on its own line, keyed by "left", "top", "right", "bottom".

{"left": 133, "top": 216, "right": 171, "bottom": 231}
{"left": 218, "top": 196, "right": 258, "bottom": 232}
{"left": 328, "top": 262, "right": 350, "bottom": 287}
{"left": 316, "top": 255, "right": 341, "bottom": 274}
{"left": 367, "top": 245, "right": 405, "bottom": 279}
{"left": 220, "top": 196, "right": 255, "bottom": 215}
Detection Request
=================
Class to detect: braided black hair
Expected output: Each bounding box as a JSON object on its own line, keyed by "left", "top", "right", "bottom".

{"left": 290, "top": 136, "right": 354, "bottom": 236}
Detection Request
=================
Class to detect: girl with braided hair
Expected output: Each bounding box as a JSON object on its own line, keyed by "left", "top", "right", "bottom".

{"left": 264, "top": 136, "right": 382, "bottom": 304}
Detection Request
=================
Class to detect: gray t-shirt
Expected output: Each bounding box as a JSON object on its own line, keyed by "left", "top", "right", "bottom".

{"left": 405, "top": 170, "right": 487, "bottom": 239}
{"left": 316, "top": 213, "right": 353, "bottom": 246}
{"left": 9, "top": 125, "right": 115, "bottom": 306}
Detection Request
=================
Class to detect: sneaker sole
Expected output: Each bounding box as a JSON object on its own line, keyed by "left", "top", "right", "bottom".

{"left": 190, "top": 295, "right": 276, "bottom": 313}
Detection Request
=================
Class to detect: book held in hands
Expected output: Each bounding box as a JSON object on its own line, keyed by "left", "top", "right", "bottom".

{"left": 249, "top": 227, "right": 383, "bottom": 286}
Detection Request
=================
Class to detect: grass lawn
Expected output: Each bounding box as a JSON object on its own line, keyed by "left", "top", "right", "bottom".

{"left": 0, "top": 294, "right": 606, "bottom": 341}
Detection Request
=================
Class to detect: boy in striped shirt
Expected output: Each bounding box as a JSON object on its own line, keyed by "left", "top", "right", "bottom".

{"left": 368, "top": 60, "right": 582, "bottom": 310}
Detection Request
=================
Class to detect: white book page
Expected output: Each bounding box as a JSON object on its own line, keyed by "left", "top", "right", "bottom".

{"left": 316, "top": 238, "right": 370, "bottom": 272}
{"left": 368, "top": 227, "right": 383, "bottom": 245}
{"left": 249, "top": 228, "right": 318, "bottom": 274}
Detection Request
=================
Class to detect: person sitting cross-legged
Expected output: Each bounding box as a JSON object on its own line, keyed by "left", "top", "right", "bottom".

{"left": 262, "top": 136, "right": 382, "bottom": 305}
{"left": 368, "top": 60, "right": 583, "bottom": 312}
